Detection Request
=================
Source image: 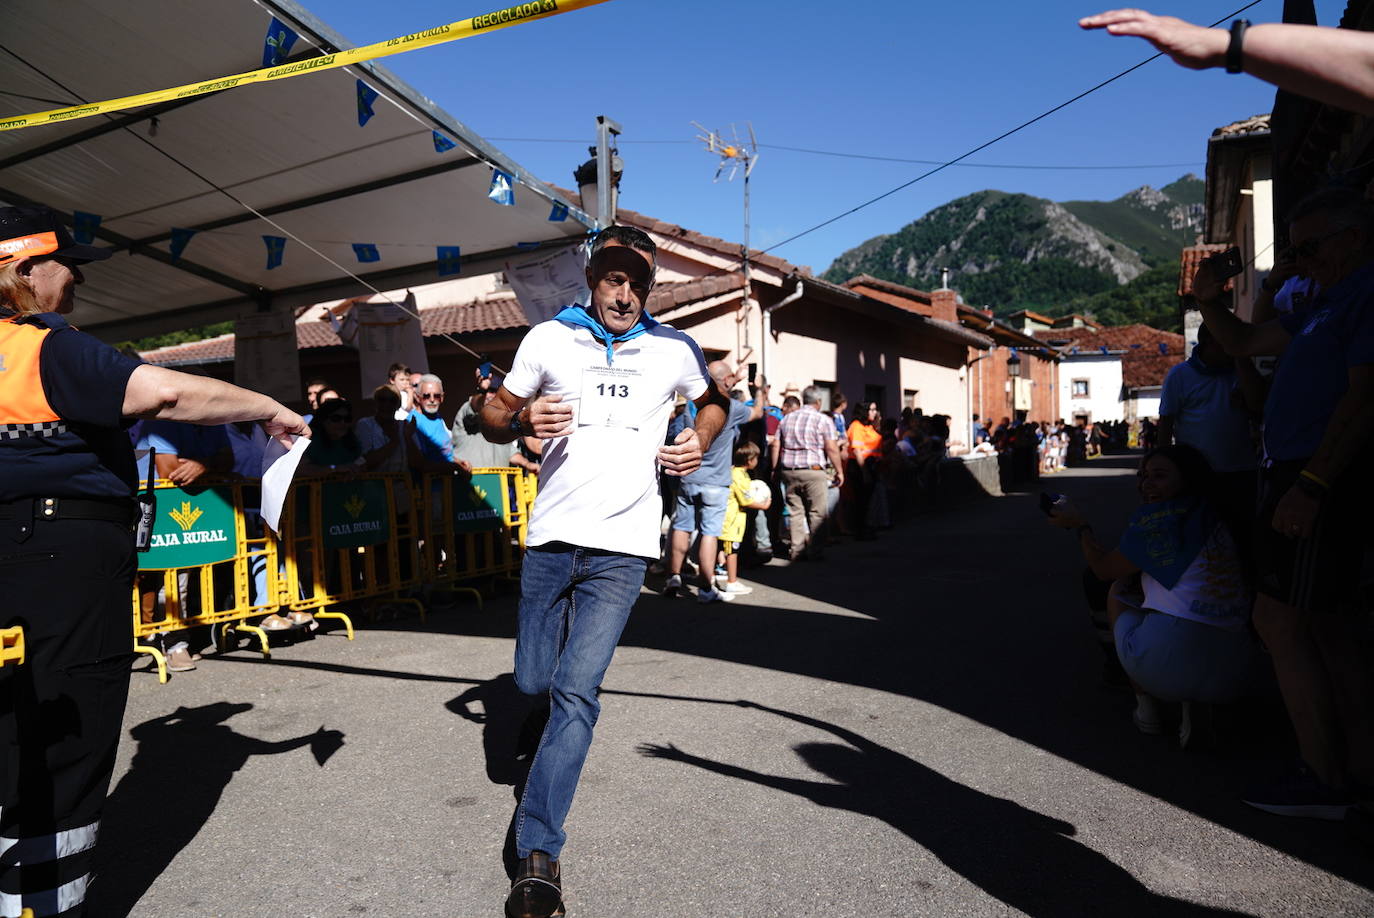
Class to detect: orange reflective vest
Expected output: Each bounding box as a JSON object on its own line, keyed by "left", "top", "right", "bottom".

{"left": 0, "top": 316, "right": 64, "bottom": 437}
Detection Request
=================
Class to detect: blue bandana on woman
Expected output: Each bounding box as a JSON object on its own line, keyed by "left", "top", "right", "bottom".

{"left": 553, "top": 303, "right": 659, "bottom": 366}
{"left": 1117, "top": 497, "right": 1216, "bottom": 589}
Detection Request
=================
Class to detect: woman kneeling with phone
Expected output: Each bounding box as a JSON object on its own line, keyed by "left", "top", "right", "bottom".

{"left": 1048, "top": 444, "right": 1266, "bottom": 746}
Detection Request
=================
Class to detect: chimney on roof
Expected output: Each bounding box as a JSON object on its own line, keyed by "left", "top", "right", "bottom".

{"left": 929, "top": 287, "right": 958, "bottom": 324}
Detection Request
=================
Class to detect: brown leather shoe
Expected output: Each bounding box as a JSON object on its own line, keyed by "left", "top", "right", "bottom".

{"left": 505, "top": 850, "right": 564, "bottom": 918}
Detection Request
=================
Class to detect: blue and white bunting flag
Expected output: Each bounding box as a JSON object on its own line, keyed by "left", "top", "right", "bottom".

{"left": 548, "top": 201, "right": 569, "bottom": 222}
{"left": 72, "top": 211, "right": 101, "bottom": 244}
{"left": 437, "top": 245, "right": 461, "bottom": 276}
{"left": 353, "top": 243, "right": 380, "bottom": 263}
{"left": 262, "top": 17, "right": 299, "bottom": 68}
{"left": 356, "top": 80, "right": 379, "bottom": 127}
{"left": 169, "top": 228, "right": 195, "bottom": 261}
{"left": 1158, "top": 342, "right": 1169, "bottom": 354}
{"left": 432, "top": 131, "right": 456, "bottom": 153}
{"left": 263, "top": 235, "right": 287, "bottom": 270}
{"left": 488, "top": 169, "right": 515, "bottom": 206}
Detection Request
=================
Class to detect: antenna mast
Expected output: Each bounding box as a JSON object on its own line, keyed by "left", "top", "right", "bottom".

{"left": 692, "top": 121, "right": 760, "bottom": 345}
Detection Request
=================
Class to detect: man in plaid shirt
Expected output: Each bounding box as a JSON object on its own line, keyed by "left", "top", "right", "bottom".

{"left": 770, "top": 386, "right": 844, "bottom": 560}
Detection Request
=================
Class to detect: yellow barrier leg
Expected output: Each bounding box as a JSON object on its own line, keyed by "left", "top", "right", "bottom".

{"left": 451, "top": 586, "right": 484, "bottom": 611}
{"left": 313, "top": 608, "right": 354, "bottom": 640}
{"left": 238, "top": 623, "right": 271, "bottom": 658}
{"left": 390, "top": 597, "right": 426, "bottom": 621}
{"left": 133, "top": 640, "right": 168, "bottom": 684}
{"left": 0, "top": 626, "right": 26, "bottom": 666}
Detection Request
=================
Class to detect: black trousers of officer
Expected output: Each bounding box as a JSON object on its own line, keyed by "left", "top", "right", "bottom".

{"left": 0, "top": 514, "right": 135, "bottom": 917}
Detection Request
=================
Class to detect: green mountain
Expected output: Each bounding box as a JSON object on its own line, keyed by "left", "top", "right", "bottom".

{"left": 1061, "top": 263, "right": 1183, "bottom": 331}
{"left": 821, "top": 174, "right": 1203, "bottom": 324}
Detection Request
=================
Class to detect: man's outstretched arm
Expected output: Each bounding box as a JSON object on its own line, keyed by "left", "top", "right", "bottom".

{"left": 1081, "top": 11, "right": 1374, "bottom": 115}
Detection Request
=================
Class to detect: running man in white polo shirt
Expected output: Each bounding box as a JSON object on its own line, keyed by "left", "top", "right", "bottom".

{"left": 481, "top": 225, "right": 728, "bottom": 918}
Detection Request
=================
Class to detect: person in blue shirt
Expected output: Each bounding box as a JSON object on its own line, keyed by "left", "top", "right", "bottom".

{"left": 136, "top": 417, "right": 233, "bottom": 485}
{"left": 1157, "top": 323, "right": 1263, "bottom": 556}
{"left": 1192, "top": 187, "right": 1374, "bottom": 821}
{"left": 409, "top": 373, "right": 469, "bottom": 472}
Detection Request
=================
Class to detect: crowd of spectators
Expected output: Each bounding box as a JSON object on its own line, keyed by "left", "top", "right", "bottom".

{"left": 1048, "top": 187, "right": 1374, "bottom": 829}
{"left": 133, "top": 361, "right": 542, "bottom": 669}
{"left": 650, "top": 373, "right": 958, "bottom": 600}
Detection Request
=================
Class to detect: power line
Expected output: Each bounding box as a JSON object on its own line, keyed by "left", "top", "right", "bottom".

{"left": 757, "top": 143, "right": 1202, "bottom": 171}
{"left": 748, "top": 0, "right": 1266, "bottom": 262}
{"left": 486, "top": 136, "right": 1204, "bottom": 171}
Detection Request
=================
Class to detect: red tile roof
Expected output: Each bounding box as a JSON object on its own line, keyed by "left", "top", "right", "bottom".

{"left": 842, "top": 274, "right": 933, "bottom": 304}
{"left": 1177, "top": 243, "right": 1232, "bottom": 297}
{"left": 138, "top": 280, "right": 739, "bottom": 366}
{"left": 1212, "top": 113, "right": 1270, "bottom": 138}
{"left": 1034, "top": 324, "right": 1185, "bottom": 389}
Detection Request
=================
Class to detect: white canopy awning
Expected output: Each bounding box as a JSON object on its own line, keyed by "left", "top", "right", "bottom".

{"left": 0, "top": 0, "right": 596, "bottom": 341}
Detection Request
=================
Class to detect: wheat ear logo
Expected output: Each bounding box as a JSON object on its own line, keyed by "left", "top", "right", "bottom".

{"left": 472, "top": 485, "right": 488, "bottom": 502}
{"left": 169, "top": 501, "right": 203, "bottom": 531}
{"left": 343, "top": 494, "right": 367, "bottom": 519}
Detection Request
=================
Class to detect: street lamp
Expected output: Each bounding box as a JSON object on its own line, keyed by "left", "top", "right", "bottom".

{"left": 1006, "top": 350, "right": 1023, "bottom": 424}
{"left": 573, "top": 116, "right": 623, "bottom": 227}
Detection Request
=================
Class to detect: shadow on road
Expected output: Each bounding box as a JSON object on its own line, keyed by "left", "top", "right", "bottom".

{"left": 192, "top": 455, "right": 1374, "bottom": 891}
{"left": 91, "top": 702, "right": 344, "bottom": 917}
{"left": 399, "top": 454, "right": 1373, "bottom": 889}
{"left": 639, "top": 700, "right": 1253, "bottom": 918}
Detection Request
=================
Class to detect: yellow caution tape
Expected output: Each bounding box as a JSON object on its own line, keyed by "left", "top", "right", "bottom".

{"left": 0, "top": 0, "right": 613, "bottom": 132}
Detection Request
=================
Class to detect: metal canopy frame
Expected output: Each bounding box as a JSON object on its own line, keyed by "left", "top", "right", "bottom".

{"left": 0, "top": 0, "right": 596, "bottom": 341}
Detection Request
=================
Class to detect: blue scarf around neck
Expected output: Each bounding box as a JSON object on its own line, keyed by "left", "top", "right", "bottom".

{"left": 553, "top": 304, "right": 659, "bottom": 365}
{"left": 1117, "top": 496, "right": 1216, "bottom": 590}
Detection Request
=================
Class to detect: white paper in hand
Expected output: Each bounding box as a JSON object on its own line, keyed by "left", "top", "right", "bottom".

{"left": 260, "top": 435, "right": 311, "bottom": 532}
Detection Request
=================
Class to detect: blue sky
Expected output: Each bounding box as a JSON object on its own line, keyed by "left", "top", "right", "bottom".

{"left": 313, "top": 0, "right": 1342, "bottom": 275}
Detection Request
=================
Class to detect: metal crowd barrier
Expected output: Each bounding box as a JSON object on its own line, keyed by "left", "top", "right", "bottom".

{"left": 0, "top": 626, "right": 24, "bottom": 667}
{"left": 133, "top": 467, "right": 535, "bottom": 682}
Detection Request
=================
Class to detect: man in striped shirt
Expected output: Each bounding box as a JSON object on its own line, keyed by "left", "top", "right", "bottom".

{"left": 770, "top": 386, "right": 844, "bottom": 560}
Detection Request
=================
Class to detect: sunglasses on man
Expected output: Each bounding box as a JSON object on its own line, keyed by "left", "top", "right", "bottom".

{"left": 1292, "top": 226, "right": 1349, "bottom": 259}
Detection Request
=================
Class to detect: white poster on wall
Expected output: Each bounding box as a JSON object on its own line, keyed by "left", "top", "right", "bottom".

{"left": 234, "top": 309, "right": 300, "bottom": 404}
{"left": 506, "top": 245, "right": 587, "bottom": 326}
{"left": 356, "top": 291, "right": 429, "bottom": 393}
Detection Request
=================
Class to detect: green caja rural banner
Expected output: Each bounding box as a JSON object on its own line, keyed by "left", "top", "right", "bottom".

{"left": 452, "top": 472, "right": 505, "bottom": 532}
{"left": 321, "top": 479, "right": 391, "bottom": 549}
{"left": 139, "top": 485, "right": 238, "bottom": 570}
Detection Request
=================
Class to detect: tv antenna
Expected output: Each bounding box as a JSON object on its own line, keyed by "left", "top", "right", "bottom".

{"left": 692, "top": 121, "right": 760, "bottom": 345}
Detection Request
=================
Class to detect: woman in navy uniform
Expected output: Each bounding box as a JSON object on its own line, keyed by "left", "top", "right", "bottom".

{"left": 0, "top": 205, "right": 309, "bottom": 917}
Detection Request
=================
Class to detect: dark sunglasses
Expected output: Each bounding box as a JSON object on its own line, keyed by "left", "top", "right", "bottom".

{"left": 419, "top": 393, "right": 443, "bottom": 400}
{"left": 1293, "top": 226, "right": 1348, "bottom": 259}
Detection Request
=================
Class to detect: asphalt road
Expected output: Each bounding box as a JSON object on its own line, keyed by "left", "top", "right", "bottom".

{"left": 94, "top": 455, "right": 1374, "bottom": 917}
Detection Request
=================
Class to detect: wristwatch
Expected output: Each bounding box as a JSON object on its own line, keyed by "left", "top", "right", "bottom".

{"left": 1226, "top": 19, "right": 1250, "bottom": 74}
{"left": 509, "top": 408, "right": 529, "bottom": 438}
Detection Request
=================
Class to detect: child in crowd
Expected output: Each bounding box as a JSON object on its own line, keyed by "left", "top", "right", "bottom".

{"left": 717, "top": 442, "right": 771, "bottom": 595}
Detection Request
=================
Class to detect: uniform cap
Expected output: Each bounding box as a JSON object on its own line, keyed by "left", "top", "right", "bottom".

{"left": 0, "top": 205, "right": 113, "bottom": 267}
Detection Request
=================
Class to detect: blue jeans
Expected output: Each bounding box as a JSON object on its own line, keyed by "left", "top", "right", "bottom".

{"left": 671, "top": 482, "right": 729, "bottom": 538}
{"left": 514, "top": 542, "right": 647, "bottom": 859}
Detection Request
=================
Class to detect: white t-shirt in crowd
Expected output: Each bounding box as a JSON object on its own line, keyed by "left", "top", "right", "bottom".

{"left": 504, "top": 319, "right": 710, "bottom": 558}
{"left": 1141, "top": 524, "right": 1250, "bottom": 632}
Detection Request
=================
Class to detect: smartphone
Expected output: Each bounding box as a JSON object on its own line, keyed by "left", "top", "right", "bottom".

{"left": 478, "top": 358, "right": 492, "bottom": 379}
{"left": 1210, "top": 247, "right": 1244, "bottom": 280}
{"left": 1039, "top": 492, "right": 1064, "bottom": 516}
